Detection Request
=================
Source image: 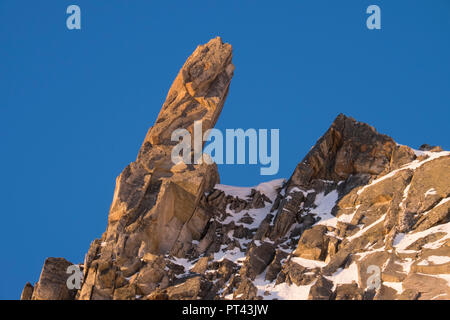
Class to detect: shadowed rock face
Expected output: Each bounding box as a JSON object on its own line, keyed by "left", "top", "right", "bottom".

{"left": 23, "top": 39, "right": 449, "bottom": 301}
{"left": 287, "top": 113, "right": 416, "bottom": 189}
{"left": 70, "top": 37, "right": 233, "bottom": 301}
{"left": 105, "top": 37, "right": 233, "bottom": 256}
{"left": 20, "top": 282, "right": 34, "bottom": 300}
{"left": 30, "top": 258, "right": 77, "bottom": 300}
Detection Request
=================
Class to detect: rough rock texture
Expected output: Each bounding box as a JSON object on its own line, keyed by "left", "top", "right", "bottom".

{"left": 287, "top": 114, "right": 414, "bottom": 189}
{"left": 23, "top": 38, "right": 449, "bottom": 300}
{"left": 31, "top": 258, "right": 77, "bottom": 300}
{"left": 20, "top": 282, "right": 34, "bottom": 300}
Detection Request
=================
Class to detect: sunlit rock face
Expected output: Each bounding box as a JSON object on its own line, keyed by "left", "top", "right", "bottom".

{"left": 22, "top": 39, "right": 449, "bottom": 301}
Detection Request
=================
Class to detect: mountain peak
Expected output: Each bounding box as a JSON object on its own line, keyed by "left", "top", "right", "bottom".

{"left": 287, "top": 113, "right": 415, "bottom": 189}
{"left": 21, "top": 41, "right": 450, "bottom": 301}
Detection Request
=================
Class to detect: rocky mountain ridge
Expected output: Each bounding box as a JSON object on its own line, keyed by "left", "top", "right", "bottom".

{"left": 21, "top": 37, "right": 450, "bottom": 300}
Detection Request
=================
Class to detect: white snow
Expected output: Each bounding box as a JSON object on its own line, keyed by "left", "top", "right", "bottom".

{"left": 357, "top": 151, "right": 450, "bottom": 196}
{"left": 354, "top": 247, "right": 386, "bottom": 260}
{"left": 383, "top": 281, "right": 404, "bottom": 294}
{"left": 214, "top": 184, "right": 251, "bottom": 199}
{"left": 216, "top": 179, "right": 286, "bottom": 229}
{"left": 224, "top": 293, "right": 233, "bottom": 300}
{"left": 395, "top": 258, "right": 414, "bottom": 274}
{"left": 312, "top": 190, "right": 339, "bottom": 216}
{"left": 422, "top": 197, "right": 450, "bottom": 216}
{"left": 312, "top": 191, "right": 363, "bottom": 228}
{"left": 214, "top": 178, "right": 285, "bottom": 202}
{"left": 394, "top": 221, "right": 450, "bottom": 252}
{"left": 337, "top": 205, "right": 361, "bottom": 225}
{"left": 287, "top": 186, "right": 313, "bottom": 199}
{"left": 221, "top": 203, "right": 272, "bottom": 230}
{"left": 254, "top": 273, "right": 315, "bottom": 300}
{"left": 255, "top": 178, "right": 286, "bottom": 201}
{"left": 212, "top": 245, "right": 246, "bottom": 265}
{"left": 412, "top": 149, "right": 426, "bottom": 157}
{"left": 324, "top": 262, "right": 359, "bottom": 290}
{"left": 170, "top": 257, "right": 195, "bottom": 274}
{"left": 431, "top": 293, "right": 448, "bottom": 300}
{"left": 211, "top": 149, "right": 450, "bottom": 300}
{"left": 346, "top": 214, "right": 386, "bottom": 242}
{"left": 399, "top": 184, "right": 411, "bottom": 210}
{"left": 263, "top": 282, "right": 314, "bottom": 300}
{"left": 311, "top": 190, "right": 339, "bottom": 227}
{"left": 393, "top": 233, "right": 406, "bottom": 247}
{"left": 209, "top": 180, "right": 290, "bottom": 275}
{"left": 425, "top": 274, "right": 450, "bottom": 287}
{"left": 417, "top": 259, "right": 429, "bottom": 266}
{"left": 425, "top": 188, "right": 437, "bottom": 196}
{"left": 291, "top": 257, "right": 327, "bottom": 269}
{"left": 422, "top": 255, "right": 450, "bottom": 265}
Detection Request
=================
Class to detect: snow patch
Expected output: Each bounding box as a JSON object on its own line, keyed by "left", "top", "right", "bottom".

{"left": 324, "top": 262, "right": 359, "bottom": 290}
{"left": 424, "top": 255, "right": 450, "bottom": 265}
{"left": 254, "top": 273, "right": 315, "bottom": 300}
{"left": 170, "top": 257, "right": 195, "bottom": 274}
{"left": 337, "top": 205, "right": 361, "bottom": 225}
{"left": 312, "top": 190, "right": 339, "bottom": 227}
{"left": 383, "top": 281, "right": 404, "bottom": 294}
{"left": 395, "top": 258, "right": 414, "bottom": 274}
{"left": 346, "top": 214, "right": 386, "bottom": 242}
{"left": 394, "top": 221, "right": 450, "bottom": 252}
{"left": 291, "top": 257, "right": 327, "bottom": 269}
{"left": 425, "top": 188, "right": 437, "bottom": 196}
{"left": 213, "top": 246, "right": 246, "bottom": 265}
{"left": 215, "top": 178, "right": 285, "bottom": 202}
{"left": 422, "top": 197, "right": 450, "bottom": 216}
{"left": 357, "top": 151, "right": 450, "bottom": 196}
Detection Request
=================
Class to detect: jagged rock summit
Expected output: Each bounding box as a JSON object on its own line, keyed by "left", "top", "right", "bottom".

{"left": 288, "top": 113, "right": 414, "bottom": 188}
{"left": 22, "top": 38, "right": 449, "bottom": 300}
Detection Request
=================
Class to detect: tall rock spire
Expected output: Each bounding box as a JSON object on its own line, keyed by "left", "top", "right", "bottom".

{"left": 147, "top": 36, "right": 234, "bottom": 146}
{"left": 77, "top": 37, "right": 234, "bottom": 299}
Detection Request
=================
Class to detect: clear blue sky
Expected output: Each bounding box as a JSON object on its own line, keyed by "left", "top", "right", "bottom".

{"left": 1, "top": 0, "right": 449, "bottom": 299}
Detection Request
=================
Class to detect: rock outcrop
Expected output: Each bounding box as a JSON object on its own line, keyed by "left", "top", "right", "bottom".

{"left": 22, "top": 38, "right": 449, "bottom": 300}
{"left": 27, "top": 258, "right": 77, "bottom": 300}
{"left": 76, "top": 37, "right": 232, "bottom": 300}
{"left": 287, "top": 113, "right": 415, "bottom": 189}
